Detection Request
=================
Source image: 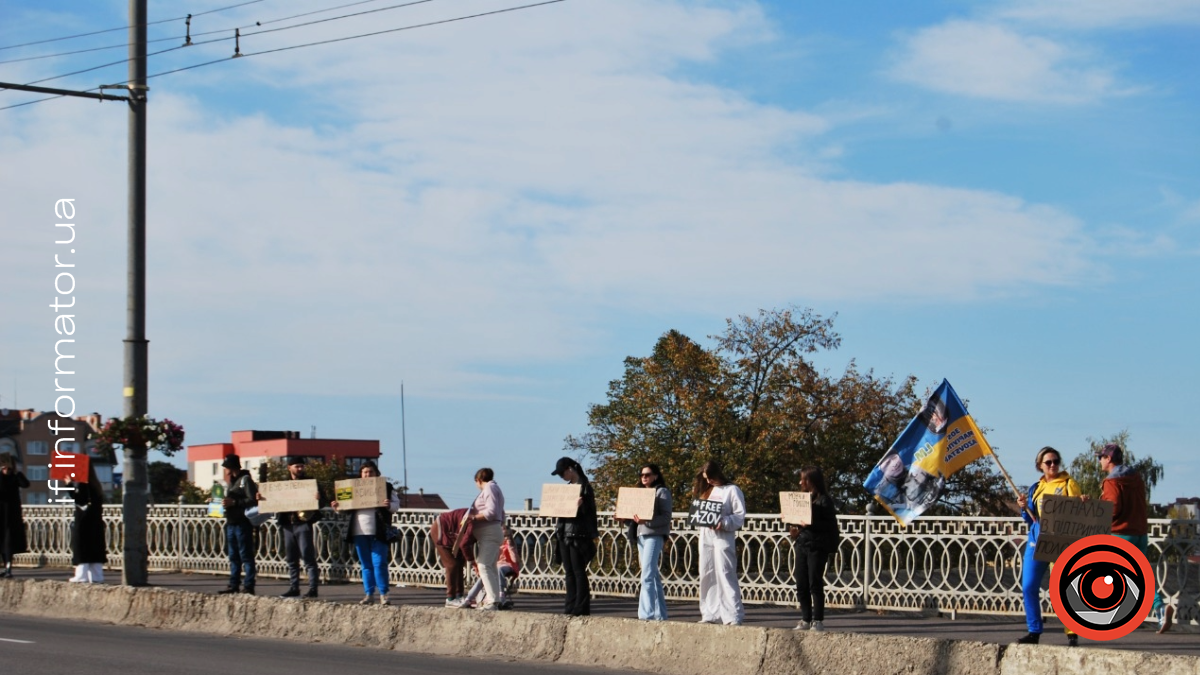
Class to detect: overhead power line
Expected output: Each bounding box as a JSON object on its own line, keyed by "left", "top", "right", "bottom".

{"left": 3, "top": 0, "right": 442, "bottom": 85}
{"left": 0, "top": 0, "right": 265, "bottom": 52}
{"left": 0, "top": 0, "right": 408, "bottom": 66}
{"left": 0, "top": 0, "right": 568, "bottom": 113}
{"left": 144, "top": 0, "right": 567, "bottom": 82}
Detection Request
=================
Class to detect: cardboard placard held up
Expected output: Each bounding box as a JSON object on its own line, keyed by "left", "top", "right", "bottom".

{"left": 258, "top": 479, "right": 319, "bottom": 514}
{"left": 49, "top": 453, "right": 90, "bottom": 483}
{"left": 687, "top": 498, "right": 723, "bottom": 528}
{"left": 779, "top": 491, "right": 812, "bottom": 526}
{"left": 333, "top": 476, "right": 387, "bottom": 511}
{"left": 615, "top": 487, "right": 657, "bottom": 520}
{"left": 539, "top": 483, "right": 582, "bottom": 518}
{"left": 1033, "top": 495, "right": 1113, "bottom": 562}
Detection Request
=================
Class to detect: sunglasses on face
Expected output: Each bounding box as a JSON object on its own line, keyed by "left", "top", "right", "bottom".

{"left": 1042, "top": 459, "right": 1060, "bottom": 467}
{"left": 640, "top": 473, "right": 654, "bottom": 477}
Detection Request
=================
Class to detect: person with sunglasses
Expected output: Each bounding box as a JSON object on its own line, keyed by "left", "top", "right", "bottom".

{"left": 630, "top": 463, "right": 672, "bottom": 621}
{"left": 1015, "top": 446, "right": 1081, "bottom": 646}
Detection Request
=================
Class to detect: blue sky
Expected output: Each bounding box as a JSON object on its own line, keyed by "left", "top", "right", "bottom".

{"left": 2, "top": 0, "right": 1197, "bottom": 510}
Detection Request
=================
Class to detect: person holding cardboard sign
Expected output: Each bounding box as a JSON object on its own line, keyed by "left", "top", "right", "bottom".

{"left": 693, "top": 460, "right": 746, "bottom": 625}
{"left": 786, "top": 467, "right": 839, "bottom": 632}
{"left": 259, "top": 457, "right": 324, "bottom": 599}
{"left": 332, "top": 461, "right": 399, "bottom": 605}
{"left": 67, "top": 462, "right": 106, "bottom": 583}
{"left": 631, "top": 463, "right": 672, "bottom": 621}
{"left": 551, "top": 457, "right": 599, "bottom": 616}
{"left": 1015, "top": 446, "right": 1081, "bottom": 646}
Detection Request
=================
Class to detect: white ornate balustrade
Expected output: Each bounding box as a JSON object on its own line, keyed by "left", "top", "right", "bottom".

{"left": 14, "top": 506, "right": 1197, "bottom": 627}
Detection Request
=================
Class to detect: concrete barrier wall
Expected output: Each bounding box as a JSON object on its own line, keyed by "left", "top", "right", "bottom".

{"left": 2, "top": 580, "right": 1197, "bottom": 675}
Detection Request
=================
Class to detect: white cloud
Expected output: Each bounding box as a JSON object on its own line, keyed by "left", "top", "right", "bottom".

{"left": 997, "top": 0, "right": 1200, "bottom": 30}
{"left": 0, "top": 0, "right": 1096, "bottom": 412}
{"left": 887, "top": 20, "right": 1125, "bottom": 104}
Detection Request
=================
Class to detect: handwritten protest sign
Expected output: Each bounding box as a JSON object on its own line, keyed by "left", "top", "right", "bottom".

{"left": 687, "top": 498, "right": 723, "bottom": 528}
{"left": 779, "top": 491, "right": 812, "bottom": 526}
{"left": 1033, "top": 495, "right": 1113, "bottom": 562}
{"left": 539, "top": 483, "right": 582, "bottom": 518}
{"left": 333, "top": 476, "right": 387, "bottom": 511}
{"left": 50, "top": 453, "right": 90, "bottom": 483}
{"left": 258, "top": 479, "right": 319, "bottom": 514}
{"left": 615, "top": 487, "right": 657, "bottom": 520}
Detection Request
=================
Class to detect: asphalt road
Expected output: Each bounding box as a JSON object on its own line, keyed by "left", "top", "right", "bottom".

{"left": 0, "top": 613, "right": 649, "bottom": 675}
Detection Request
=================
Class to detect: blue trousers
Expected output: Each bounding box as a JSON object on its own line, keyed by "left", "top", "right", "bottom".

{"left": 637, "top": 535, "right": 668, "bottom": 621}
{"left": 225, "top": 523, "right": 256, "bottom": 590}
{"left": 354, "top": 535, "right": 390, "bottom": 596}
{"left": 1021, "top": 542, "right": 1049, "bottom": 634}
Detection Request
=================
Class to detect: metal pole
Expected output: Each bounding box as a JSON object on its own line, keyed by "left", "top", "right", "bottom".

{"left": 400, "top": 382, "right": 408, "bottom": 506}
{"left": 121, "top": 0, "right": 150, "bottom": 586}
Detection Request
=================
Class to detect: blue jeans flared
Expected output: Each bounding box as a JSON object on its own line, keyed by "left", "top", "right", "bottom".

{"left": 637, "top": 535, "right": 668, "bottom": 621}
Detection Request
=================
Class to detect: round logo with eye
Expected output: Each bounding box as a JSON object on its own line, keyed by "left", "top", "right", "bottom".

{"left": 1050, "top": 534, "right": 1155, "bottom": 641}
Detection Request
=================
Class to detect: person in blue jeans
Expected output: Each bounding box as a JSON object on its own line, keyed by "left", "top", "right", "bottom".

{"left": 630, "top": 463, "right": 672, "bottom": 621}
{"left": 217, "top": 455, "right": 258, "bottom": 595}
{"left": 333, "top": 461, "right": 399, "bottom": 605}
{"left": 1016, "top": 446, "right": 1080, "bottom": 646}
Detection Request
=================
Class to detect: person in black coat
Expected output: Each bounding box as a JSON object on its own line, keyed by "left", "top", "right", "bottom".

{"left": 787, "top": 466, "right": 839, "bottom": 632}
{"left": 0, "top": 455, "right": 30, "bottom": 578}
{"left": 551, "top": 457, "right": 598, "bottom": 616}
{"left": 69, "top": 463, "right": 107, "bottom": 583}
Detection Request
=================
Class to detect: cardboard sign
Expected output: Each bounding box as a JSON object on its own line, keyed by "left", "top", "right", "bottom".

{"left": 333, "top": 476, "right": 387, "bottom": 511}
{"left": 258, "top": 479, "right": 319, "bottom": 514}
{"left": 615, "top": 487, "right": 657, "bottom": 520}
{"left": 1033, "top": 495, "right": 1114, "bottom": 563}
{"left": 49, "top": 453, "right": 90, "bottom": 482}
{"left": 539, "top": 483, "right": 582, "bottom": 518}
{"left": 779, "top": 491, "right": 812, "bottom": 526}
{"left": 687, "top": 498, "right": 723, "bottom": 528}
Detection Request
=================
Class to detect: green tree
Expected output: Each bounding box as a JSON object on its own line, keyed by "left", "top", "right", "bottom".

{"left": 1068, "top": 430, "right": 1165, "bottom": 501}
{"left": 178, "top": 480, "right": 210, "bottom": 505}
{"left": 147, "top": 461, "right": 187, "bottom": 503}
{"left": 566, "top": 307, "right": 1007, "bottom": 514}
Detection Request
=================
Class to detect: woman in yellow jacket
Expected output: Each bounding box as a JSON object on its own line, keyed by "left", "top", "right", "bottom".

{"left": 1015, "top": 446, "right": 1081, "bottom": 646}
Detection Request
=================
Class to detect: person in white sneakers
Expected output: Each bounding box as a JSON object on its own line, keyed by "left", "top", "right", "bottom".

{"left": 68, "top": 463, "right": 106, "bottom": 583}
{"left": 693, "top": 460, "right": 746, "bottom": 626}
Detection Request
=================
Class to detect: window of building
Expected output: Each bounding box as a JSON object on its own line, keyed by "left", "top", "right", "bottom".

{"left": 57, "top": 441, "right": 79, "bottom": 454}
{"left": 26, "top": 492, "right": 49, "bottom": 505}
{"left": 26, "top": 441, "right": 48, "bottom": 456}
{"left": 26, "top": 466, "right": 48, "bottom": 481}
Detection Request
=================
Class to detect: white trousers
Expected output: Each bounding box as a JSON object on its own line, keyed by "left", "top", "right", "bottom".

{"left": 69, "top": 563, "right": 105, "bottom": 583}
{"left": 698, "top": 528, "right": 744, "bottom": 624}
{"left": 473, "top": 521, "right": 503, "bottom": 608}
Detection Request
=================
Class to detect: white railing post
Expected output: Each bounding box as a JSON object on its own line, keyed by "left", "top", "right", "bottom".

{"left": 862, "top": 515, "right": 873, "bottom": 610}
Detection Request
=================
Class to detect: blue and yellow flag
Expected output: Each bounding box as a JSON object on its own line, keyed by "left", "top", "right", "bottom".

{"left": 863, "top": 379, "right": 992, "bottom": 526}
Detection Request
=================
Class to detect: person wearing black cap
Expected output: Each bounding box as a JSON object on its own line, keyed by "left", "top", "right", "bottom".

{"left": 218, "top": 455, "right": 258, "bottom": 595}
{"left": 262, "top": 457, "right": 323, "bottom": 598}
{"left": 551, "top": 457, "right": 598, "bottom": 616}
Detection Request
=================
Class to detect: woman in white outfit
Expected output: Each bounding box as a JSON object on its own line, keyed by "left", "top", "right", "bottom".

{"left": 468, "top": 467, "right": 505, "bottom": 611}
{"left": 694, "top": 460, "right": 746, "bottom": 625}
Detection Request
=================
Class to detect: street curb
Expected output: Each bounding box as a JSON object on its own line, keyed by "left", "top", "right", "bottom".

{"left": 1, "top": 580, "right": 1196, "bottom": 675}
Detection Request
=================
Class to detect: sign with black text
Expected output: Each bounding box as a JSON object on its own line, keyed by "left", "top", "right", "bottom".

{"left": 687, "top": 498, "right": 723, "bottom": 528}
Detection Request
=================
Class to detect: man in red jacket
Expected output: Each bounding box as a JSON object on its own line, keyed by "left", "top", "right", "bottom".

{"left": 1097, "top": 443, "right": 1171, "bottom": 633}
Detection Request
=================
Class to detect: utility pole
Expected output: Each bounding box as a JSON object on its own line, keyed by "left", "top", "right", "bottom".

{"left": 121, "top": 0, "right": 151, "bottom": 587}
{"left": 0, "top": 2, "right": 148, "bottom": 586}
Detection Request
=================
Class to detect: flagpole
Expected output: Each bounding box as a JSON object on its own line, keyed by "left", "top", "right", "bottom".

{"left": 989, "top": 451, "right": 1035, "bottom": 521}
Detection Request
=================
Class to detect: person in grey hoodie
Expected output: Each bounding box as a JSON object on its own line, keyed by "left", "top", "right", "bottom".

{"left": 628, "top": 463, "right": 672, "bottom": 620}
